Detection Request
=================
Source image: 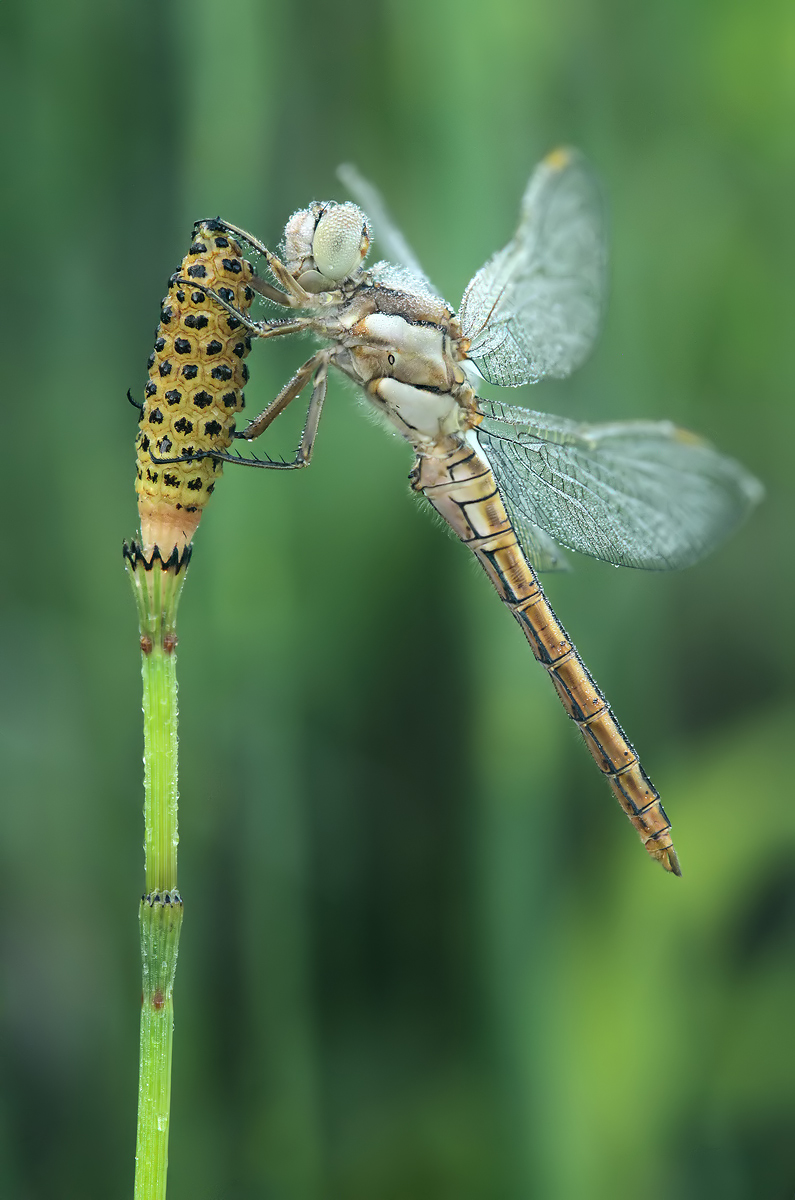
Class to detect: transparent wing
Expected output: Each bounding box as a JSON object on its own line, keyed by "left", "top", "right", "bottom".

{"left": 476, "top": 399, "right": 763, "bottom": 570}
{"left": 459, "top": 148, "right": 607, "bottom": 388}
{"left": 337, "top": 163, "right": 438, "bottom": 295}
{"left": 507, "top": 510, "right": 570, "bottom": 572}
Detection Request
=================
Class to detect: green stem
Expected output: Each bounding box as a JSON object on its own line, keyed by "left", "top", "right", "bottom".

{"left": 141, "top": 608, "right": 179, "bottom": 894}
{"left": 135, "top": 894, "right": 183, "bottom": 1200}
{"left": 125, "top": 543, "right": 191, "bottom": 1200}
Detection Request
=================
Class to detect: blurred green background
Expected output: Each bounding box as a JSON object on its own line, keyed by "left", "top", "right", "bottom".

{"left": 2, "top": 0, "right": 793, "bottom": 1197}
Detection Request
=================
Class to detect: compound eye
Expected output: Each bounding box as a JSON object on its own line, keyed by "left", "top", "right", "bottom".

{"left": 312, "top": 203, "right": 369, "bottom": 282}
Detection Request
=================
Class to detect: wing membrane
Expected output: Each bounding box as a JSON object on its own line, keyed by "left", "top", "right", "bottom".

{"left": 510, "top": 514, "right": 570, "bottom": 572}
{"left": 459, "top": 149, "right": 607, "bottom": 387}
{"left": 477, "top": 400, "right": 763, "bottom": 570}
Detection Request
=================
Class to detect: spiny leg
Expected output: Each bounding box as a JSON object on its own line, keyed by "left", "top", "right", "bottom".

{"left": 191, "top": 221, "right": 318, "bottom": 306}
{"left": 172, "top": 276, "right": 312, "bottom": 340}
{"left": 289, "top": 358, "right": 328, "bottom": 467}
{"left": 238, "top": 351, "right": 328, "bottom": 441}
{"left": 246, "top": 247, "right": 344, "bottom": 309}
{"left": 149, "top": 351, "right": 331, "bottom": 470}
{"left": 189, "top": 219, "right": 291, "bottom": 305}
{"left": 231, "top": 358, "right": 329, "bottom": 468}
{"left": 259, "top": 251, "right": 316, "bottom": 307}
{"left": 188, "top": 233, "right": 327, "bottom": 308}
{"left": 248, "top": 275, "right": 294, "bottom": 306}
{"left": 231, "top": 237, "right": 320, "bottom": 308}
{"left": 193, "top": 216, "right": 270, "bottom": 258}
{"left": 190, "top": 217, "right": 314, "bottom": 310}
{"left": 232, "top": 353, "right": 330, "bottom": 468}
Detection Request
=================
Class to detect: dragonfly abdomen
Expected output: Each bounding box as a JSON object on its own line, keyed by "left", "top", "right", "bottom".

{"left": 517, "top": 597, "right": 680, "bottom": 875}
{"left": 413, "top": 439, "right": 681, "bottom": 876}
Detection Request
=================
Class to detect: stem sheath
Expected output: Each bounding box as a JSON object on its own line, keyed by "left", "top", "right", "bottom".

{"left": 135, "top": 894, "right": 183, "bottom": 1200}
{"left": 125, "top": 543, "right": 190, "bottom": 1200}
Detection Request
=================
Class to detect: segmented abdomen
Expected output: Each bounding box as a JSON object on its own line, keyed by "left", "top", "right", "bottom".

{"left": 135, "top": 221, "right": 256, "bottom": 515}
{"left": 412, "top": 438, "right": 681, "bottom": 875}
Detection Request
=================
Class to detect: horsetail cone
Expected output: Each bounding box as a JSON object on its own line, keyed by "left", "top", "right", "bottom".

{"left": 135, "top": 220, "right": 256, "bottom": 555}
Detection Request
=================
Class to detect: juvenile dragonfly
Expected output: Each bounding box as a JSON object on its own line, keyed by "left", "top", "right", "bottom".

{"left": 152, "top": 148, "right": 762, "bottom": 873}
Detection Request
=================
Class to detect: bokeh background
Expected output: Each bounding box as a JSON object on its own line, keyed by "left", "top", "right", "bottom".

{"left": 2, "top": 1, "right": 793, "bottom": 1197}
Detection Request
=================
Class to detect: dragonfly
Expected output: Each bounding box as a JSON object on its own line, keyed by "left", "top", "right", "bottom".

{"left": 150, "top": 147, "right": 763, "bottom": 874}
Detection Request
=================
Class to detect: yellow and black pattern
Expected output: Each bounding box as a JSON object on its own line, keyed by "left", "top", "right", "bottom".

{"left": 135, "top": 220, "right": 256, "bottom": 513}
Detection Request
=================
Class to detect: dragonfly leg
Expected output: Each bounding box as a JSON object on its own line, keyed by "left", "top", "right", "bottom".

{"left": 189, "top": 244, "right": 318, "bottom": 308}
{"left": 215, "top": 359, "right": 330, "bottom": 468}
{"left": 237, "top": 351, "right": 329, "bottom": 441}
{"left": 193, "top": 216, "right": 269, "bottom": 258}
{"left": 290, "top": 358, "right": 328, "bottom": 467}
{"left": 261, "top": 250, "right": 327, "bottom": 308}
{"left": 192, "top": 218, "right": 291, "bottom": 305}
{"left": 148, "top": 351, "right": 331, "bottom": 471}
{"left": 248, "top": 275, "right": 294, "bottom": 306}
{"left": 171, "top": 276, "right": 311, "bottom": 339}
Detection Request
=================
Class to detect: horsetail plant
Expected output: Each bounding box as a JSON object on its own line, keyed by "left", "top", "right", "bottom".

{"left": 124, "top": 222, "right": 256, "bottom": 1200}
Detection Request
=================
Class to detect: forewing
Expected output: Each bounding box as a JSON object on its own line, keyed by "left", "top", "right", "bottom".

{"left": 337, "top": 163, "right": 438, "bottom": 294}
{"left": 477, "top": 400, "right": 763, "bottom": 570}
{"left": 460, "top": 149, "right": 607, "bottom": 387}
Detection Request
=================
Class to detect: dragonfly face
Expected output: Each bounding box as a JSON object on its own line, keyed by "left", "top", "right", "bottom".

{"left": 150, "top": 150, "right": 763, "bottom": 872}
{"left": 281, "top": 201, "right": 370, "bottom": 293}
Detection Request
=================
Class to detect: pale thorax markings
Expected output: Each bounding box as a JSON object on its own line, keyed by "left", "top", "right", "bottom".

{"left": 319, "top": 290, "right": 473, "bottom": 447}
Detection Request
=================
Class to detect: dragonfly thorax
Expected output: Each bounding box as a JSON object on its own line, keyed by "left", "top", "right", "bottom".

{"left": 336, "top": 306, "right": 474, "bottom": 448}
{"left": 355, "top": 313, "right": 452, "bottom": 387}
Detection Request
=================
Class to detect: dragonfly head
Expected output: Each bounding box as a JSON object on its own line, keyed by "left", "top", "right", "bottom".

{"left": 283, "top": 202, "right": 371, "bottom": 293}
